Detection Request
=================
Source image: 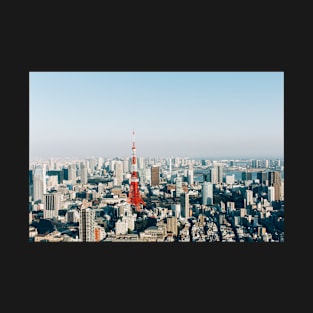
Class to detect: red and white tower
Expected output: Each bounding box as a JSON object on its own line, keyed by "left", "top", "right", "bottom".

{"left": 127, "top": 129, "right": 145, "bottom": 212}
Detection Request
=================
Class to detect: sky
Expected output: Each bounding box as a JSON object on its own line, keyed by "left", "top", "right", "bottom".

{"left": 29, "top": 71, "right": 284, "bottom": 161}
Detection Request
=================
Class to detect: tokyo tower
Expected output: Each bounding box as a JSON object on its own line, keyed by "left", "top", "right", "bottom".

{"left": 127, "top": 129, "right": 145, "bottom": 212}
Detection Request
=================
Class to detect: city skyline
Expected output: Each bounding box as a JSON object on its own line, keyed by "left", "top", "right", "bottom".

{"left": 29, "top": 71, "right": 284, "bottom": 160}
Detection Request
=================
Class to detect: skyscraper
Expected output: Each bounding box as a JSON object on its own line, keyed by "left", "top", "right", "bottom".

{"left": 180, "top": 192, "right": 190, "bottom": 219}
{"left": 216, "top": 165, "right": 224, "bottom": 184}
{"left": 29, "top": 170, "right": 33, "bottom": 200}
{"left": 267, "top": 186, "right": 275, "bottom": 203}
{"left": 43, "top": 191, "right": 61, "bottom": 219}
{"left": 79, "top": 207, "right": 95, "bottom": 242}
{"left": 33, "top": 164, "right": 46, "bottom": 202}
{"left": 251, "top": 159, "right": 260, "bottom": 168}
{"left": 205, "top": 167, "right": 218, "bottom": 184}
{"left": 68, "top": 164, "right": 77, "bottom": 183}
{"left": 245, "top": 189, "right": 253, "bottom": 205}
{"left": 168, "top": 158, "right": 172, "bottom": 175}
{"left": 123, "top": 157, "right": 130, "bottom": 173}
{"left": 257, "top": 171, "right": 268, "bottom": 185}
{"left": 80, "top": 162, "right": 88, "bottom": 185}
{"left": 175, "top": 176, "right": 183, "bottom": 197}
{"left": 151, "top": 165, "right": 160, "bottom": 186}
{"left": 137, "top": 156, "right": 144, "bottom": 170}
{"left": 242, "top": 170, "right": 253, "bottom": 181}
{"left": 268, "top": 171, "right": 281, "bottom": 201}
{"left": 202, "top": 181, "right": 213, "bottom": 205}
{"left": 187, "top": 165, "right": 194, "bottom": 186}
{"left": 115, "top": 161, "right": 123, "bottom": 186}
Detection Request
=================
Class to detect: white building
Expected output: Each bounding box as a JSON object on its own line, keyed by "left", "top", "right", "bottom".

{"left": 68, "top": 164, "right": 77, "bottom": 183}
{"left": 115, "top": 161, "right": 123, "bottom": 186}
{"left": 245, "top": 189, "right": 254, "bottom": 205}
{"left": 202, "top": 181, "right": 213, "bottom": 205}
{"left": 176, "top": 176, "right": 183, "bottom": 197}
{"left": 80, "top": 161, "right": 88, "bottom": 184}
{"left": 33, "top": 164, "right": 46, "bottom": 202}
{"left": 43, "top": 191, "right": 62, "bottom": 219}
{"left": 226, "top": 174, "right": 235, "bottom": 185}
{"left": 187, "top": 167, "right": 194, "bottom": 185}
{"left": 115, "top": 219, "right": 128, "bottom": 235}
{"left": 267, "top": 186, "right": 275, "bottom": 203}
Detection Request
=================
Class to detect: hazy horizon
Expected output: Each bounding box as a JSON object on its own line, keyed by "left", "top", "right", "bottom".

{"left": 29, "top": 71, "right": 284, "bottom": 161}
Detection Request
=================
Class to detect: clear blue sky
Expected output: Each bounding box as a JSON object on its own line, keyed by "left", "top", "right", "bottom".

{"left": 29, "top": 71, "right": 284, "bottom": 160}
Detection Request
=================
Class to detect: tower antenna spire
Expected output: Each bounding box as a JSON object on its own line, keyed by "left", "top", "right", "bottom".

{"left": 132, "top": 128, "right": 136, "bottom": 149}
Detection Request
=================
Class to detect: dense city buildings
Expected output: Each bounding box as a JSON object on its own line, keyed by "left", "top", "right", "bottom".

{"left": 29, "top": 153, "right": 284, "bottom": 243}
{"left": 29, "top": 130, "right": 284, "bottom": 243}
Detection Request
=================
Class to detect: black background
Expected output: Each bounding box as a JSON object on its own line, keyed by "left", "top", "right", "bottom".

{"left": 4, "top": 9, "right": 302, "bottom": 311}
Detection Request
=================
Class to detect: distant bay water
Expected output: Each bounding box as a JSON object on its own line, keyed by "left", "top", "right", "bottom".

{"left": 194, "top": 169, "right": 284, "bottom": 183}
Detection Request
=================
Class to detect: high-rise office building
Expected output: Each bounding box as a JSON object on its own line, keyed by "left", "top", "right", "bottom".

{"left": 68, "top": 164, "right": 77, "bottom": 183}
{"left": 80, "top": 162, "right": 88, "bottom": 185}
{"left": 187, "top": 166, "right": 194, "bottom": 186}
{"left": 109, "top": 159, "right": 116, "bottom": 172}
{"left": 268, "top": 171, "right": 281, "bottom": 201}
{"left": 216, "top": 165, "right": 224, "bottom": 183}
{"left": 168, "top": 158, "right": 172, "bottom": 175}
{"left": 205, "top": 167, "right": 218, "bottom": 184}
{"left": 97, "top": 157, "right": 104, "bottom": 170}
{"left": 242, "top": 170, "right": 253, "bottom": 181}
{"left": 180, "top": 192, "right": 190, "bottom": 219}
{"left": 151, "top": 165, "right": 160, "bottom": 186}
{"left": 29, "top": 170, "right": 33, "bottom": 200}
{"left": 33, "top": 164, "right": 46, "bottom": 202}
{"left": 267, "top": 186, "right": 275, "bottom": 203}
{"left": 174, "top": 157, "right": 181, "bottom": 167}
{"left": 175, "top": 176, "right": 183, "bottom": 197}
{"left": 49, "top": 157, "right": 55, "bottom": 170}
{"left": 62, "top": 167, "right": 68, "bottom": 181}
{"left": 251, "top": 159, "right": 260, "bottom": 168}
{"left": 43, "top": 191, "right": 62, "bottom": 219}
{"left": 202, "top": 181, "right": 213, "bottom": 205}
{"left": 137, "top": 156, "right": 144, "bottom": 170}
{"left": 123, "top": 157, "right": 130, "bottom": 173}
{"left": 89, "top": 158, "right": 98, "bottom": 172}
{"left": 144, "top": 167, "right": 151, "bottom": 185}
{"left": 115, "top": 161, "right": 123, "bottom": 186}
{"left": 79, "top": 207, "right": 95, "bottom": 242}
{"left": 263, "top": 159, "right": 269, "bottom": 168}
{"left": 245, "top": 189, "right": 253, "bottom": 205}
{"left": 257, "top": 171, "right": 268, "bottom": 185}
{"left": 138, "top": 168, "right": 145, "bottom": 185}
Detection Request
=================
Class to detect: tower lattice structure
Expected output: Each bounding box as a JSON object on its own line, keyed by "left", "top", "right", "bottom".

{"left": 127, "top": 129, "right": 145, "bottom": 212}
